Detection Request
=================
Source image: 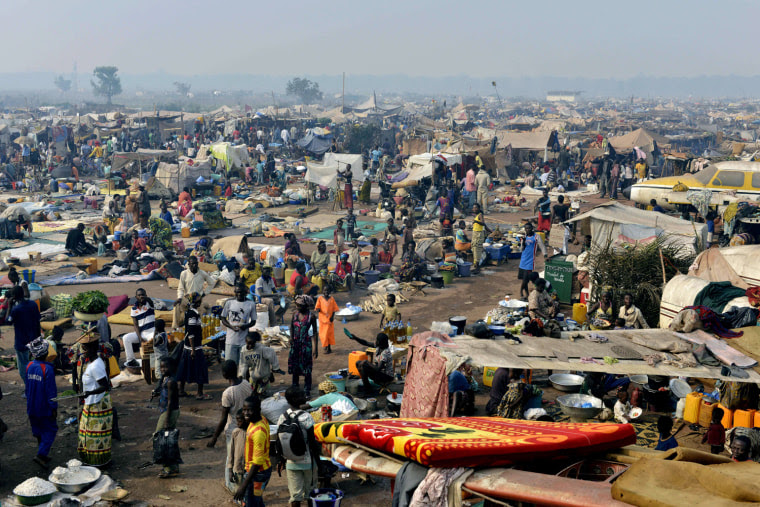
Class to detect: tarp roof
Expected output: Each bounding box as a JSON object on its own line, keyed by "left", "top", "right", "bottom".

{"left": 305, "top": 153, "right": 364, "bottom": 188}
{"left": 566, "top": 201, "right": 705, "bottom": 253}
{"left": 111, "top": 149, "right": 176, "bottom": 172}
{"left": 609, "top": 128, "right": 669, "bottom": 153}
{"left": 495, "top": 131, "right": 552, "bottom": 150}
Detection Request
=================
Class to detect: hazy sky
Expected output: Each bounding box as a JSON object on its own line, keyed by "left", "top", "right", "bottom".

{"left": 5, "top": 0, "right": 758, "bottom": 79}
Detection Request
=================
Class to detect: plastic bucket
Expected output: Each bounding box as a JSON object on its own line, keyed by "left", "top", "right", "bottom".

{"left": 363, "top": 270, "right": 380, "bottom": 285}
{"left": 114, "top": 230, "right": 122, "bottom": 241}
{"left": 21, "top": 269, "right": 35, "bottom": 283}
{"left": 310, "top": 488, "right": 344, "bottom": 507}
{"left": 441, "top": 270, "right": 454, "bottom": 285}
{"left": 449, "top": 316, "right": 467, "bottom": 335}
{"left": 458, "top": 262, "right": 472, "bottom": 277}
{"left": 325, "top": 373, "right": 346, "bottom": 392}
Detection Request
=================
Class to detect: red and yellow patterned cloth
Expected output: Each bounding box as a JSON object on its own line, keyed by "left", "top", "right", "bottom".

{"left": 315, "top": 417, "right": 636, "bottom": 468}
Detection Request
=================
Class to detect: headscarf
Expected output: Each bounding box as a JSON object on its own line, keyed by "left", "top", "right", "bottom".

{"left": 340, "top": 252, "right": 349, "bottom": 261}
{"left": 27, "top": 336, "right": 50, "bottom": 359}
{"left": 187, "top": 292, "right": 204, "bottom": 306}
{"left": 295, "top": 295, "right": 313, "bottom": 307}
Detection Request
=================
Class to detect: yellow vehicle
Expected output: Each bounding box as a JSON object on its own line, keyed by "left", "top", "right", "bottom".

{"left": 625, "top": 161, "right": 760, "bottom": 210}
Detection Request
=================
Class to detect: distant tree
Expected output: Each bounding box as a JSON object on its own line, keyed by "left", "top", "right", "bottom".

{"left": 174, "top": 81, "right": 191, "bottom": 96}
{"left": 285, "top": 77, "right": 323, "bottom": 104}
{"left": 91, "top": 66, "right": 122, "bottom": 105}
{"left": 53, "top": 75, "right": 71, "bottom": 93}
{"left": 344, "top": 124, "right": 381, "bottom": 154}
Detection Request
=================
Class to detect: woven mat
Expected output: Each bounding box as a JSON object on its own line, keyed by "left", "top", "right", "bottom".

{"left": 545, "top": 404, "right": 659, "bottom": 448}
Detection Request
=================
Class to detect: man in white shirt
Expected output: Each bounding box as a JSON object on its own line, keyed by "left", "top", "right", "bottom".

{"left": 255, "top": 266, "right": 279, "bottom": 325}
{"left": 123, "top": 288, "right": 156, "bottom": 368}
{"left": 281, "top": 128, "right": 289, "bottom": 145}
{"left": 475, "top": 168, "right": 492, "bottom": 214}
{"left": 221, "top": 285, "right": 257, "bottom": 366}
{"left": 173, "top": 256, "right": 216, "bottom": 328}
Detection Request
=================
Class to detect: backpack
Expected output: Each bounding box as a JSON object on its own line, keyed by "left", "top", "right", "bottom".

{"left": 276, "top": 409, "right": 307, "bottom": 461}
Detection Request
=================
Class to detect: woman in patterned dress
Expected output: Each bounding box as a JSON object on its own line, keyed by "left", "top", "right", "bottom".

{"left": 77, "top": 334, "right": 113, "bottom": 466}
{"left": 288, "top": 295, "right": 318, "bottom": 396}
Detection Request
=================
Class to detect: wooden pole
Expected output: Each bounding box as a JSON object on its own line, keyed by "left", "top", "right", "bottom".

{"left": 342, "top": 72, "right": 345, "bottom": 113}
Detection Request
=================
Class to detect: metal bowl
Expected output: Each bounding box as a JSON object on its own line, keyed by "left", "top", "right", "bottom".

{"left": 49, "top": 465, "right": 101, "bottom": 494}
{"left": 628, "top": 375, "right": 648, "bottom": 387}
{"left": 15, "top": 493, "right": 54, "bottom": 506}
{"left": 549, "top": 373, "right": 585, "bottom": 392}
{"left": 336, "top": 311, "right": 360, "bottom": 322}
{"left": 557, "top": 394, "right": 604, "bottom": 422}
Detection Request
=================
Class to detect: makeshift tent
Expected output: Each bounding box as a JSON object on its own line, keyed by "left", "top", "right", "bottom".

{"left": 566, "top": 201, "right": 705, "bottom": 254}
{"left": 296, "top": 131, "right": 333, "bottom": 155}
{"left": 392, "top": 152, "right": 463, "bottom": 186}
{"left": 608, "top": 128, "right": 669, "bottom": 154}
{"left": 210, "top": 235, "right": 250, "bottom": 258}
{"left": 688, "top": 245, "right": 760, "bottom": 288}
{"left": 111, "top": 149, "right": 176, "bottom": 173}
{"left": 198, "top": 143, "right": 249, "bottom": 172}
{"left": 154, "top": 159, "right": 212, "bottom": 194}
{"left": 305, "top": 153, "right": 364, "bottom": 188}
{"left": 494, "top": 131, "right": 552, "bottom": 150}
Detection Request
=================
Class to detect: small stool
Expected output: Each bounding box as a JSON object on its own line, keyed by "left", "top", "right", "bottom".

{"left": 408, "top": 281, "right": 427, "bottom": 296}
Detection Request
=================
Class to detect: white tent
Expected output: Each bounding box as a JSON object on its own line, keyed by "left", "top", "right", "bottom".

{"left": 392, "top": 152, "right": 463, "bottom": 186}
{"left": 305, "top": 153, "right": 364, "bottom": 188}
{"left": 154, "top": 160, "right": 213, "bottom": 194}
{"left": 198, "top": 142, "right": 250, "bottom": 172}
{"left": 566, "top": 202, "right": 705, "bottom": 254}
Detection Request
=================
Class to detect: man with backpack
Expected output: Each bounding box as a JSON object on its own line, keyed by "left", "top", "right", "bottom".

{"left": 276, "top": 385, "right": 321, "bottom": 507}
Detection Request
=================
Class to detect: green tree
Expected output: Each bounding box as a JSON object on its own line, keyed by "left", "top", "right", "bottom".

{"left": 91, "top": 66, "right": 122, "bottom": 105}
{"left": 174, "top": 81, "right": 191, "bottom": 96}
{"left": 53, "top": 75, "right": 71, "bottom": 93}
{"left": 343, "top": 124, "right": 381, "bottom": 154}
{"left": 285, "top": 77, "right": 323, "bottom": 103}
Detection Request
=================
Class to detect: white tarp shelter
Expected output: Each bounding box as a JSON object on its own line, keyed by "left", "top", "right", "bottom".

{"left": 566, "top": 201, "right": 705, "bottom": 254}
{"left": 305, "top": 153, "right": 364, "bottom": 188}
{"left": 154, "top": 160, "right": 213, "bottom": 194}
{"left": 393, "top": 152, "right": 464, "bottom": 186}
{"left": 198, "top": 142, "right": 250, "bottom": 172}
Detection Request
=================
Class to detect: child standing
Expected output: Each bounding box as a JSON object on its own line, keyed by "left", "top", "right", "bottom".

{"left": 369, "top": 238, "right": 380, "bottom": 270}
{"left": 177, "top": 293, "right": 210, "bottom": 400}
{"left": 702, "top": 407, "right": 726, "bottom": 454}
{"left": 234, "top": 396, "right": 272, "bottom": 506}
{"left": 25, "top": 337, "right": 58, "bottom": 468}
{"left": 156, "top": 357, "right": 181, "bottom": 478}
{"left": 333, "top": 219, "right": 345, "bottom": 262}
{"left": 315, "top": 286, "right": 338, "bottom": 355}
{"left": 345, "top": 208, "right": 356, "bottom": 241}
{"left": 227, "top": 410, "right": 247, "bottom": 493}
{"left": 655, "top": 415, "right": 678, "bottom": 451}
{"left": 239, "top": 331, "right": 282, "bottom": 395}
{"left": 379, "top": 294, "right": 401, "bottom": 329}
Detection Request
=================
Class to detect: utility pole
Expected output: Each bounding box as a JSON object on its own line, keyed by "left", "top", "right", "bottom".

{"left": 342, "top": 72, "right": 345, "bottom": 113}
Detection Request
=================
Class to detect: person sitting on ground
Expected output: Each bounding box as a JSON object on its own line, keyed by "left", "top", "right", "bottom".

{"left": 398, "top": 240, "right": 424, "bottom": 282}
{"left": 588, "top": 291, "right": 614, "bottom": 330}
{"left": 449, "top": 362, "right": 475, "bottom": 416}
{"left": 288, "top": 262, "right": 318, "bottom": 297}
{"left": 239, "top": 331, "right": 283, "bottom": 395}
{"left": 731, "top": 435, "right": 752, "bottom": 462}
{"left": 486, "top": 368, "right": 510, "bottom": 415}
{"left": 496, "top": 370, "right": 530, "bottom": 419}
{"left": 655, "top": 415, "right": 679, "bottom": 451}
{"left": 330, "top": 253, "right": 353, "bottom": 291}
{"left": 65, "top": 223, "right": 97, "bottom": 256}
{"left": 347, "top": 332, "right": 394, "bottom": 396}
{"left": 284, "top": 233, "right": 303, "bottom": 264}
{"left": 528, "top": 278, "right": 558, "bottom": 320}
{"left": 650, "top": 199, "right": 664, "bottom": 213}
{"left": 455, "top": 220, "right": 471, "bottom": 253}
{"left": 703, "top": 407, "right": 726, "bottom": 454}
{"left": 128, "top": 230, "right": 148, "bottom": 261}
{"left": 378, "top": 241, "right": 394, "bottom": 265}
{"left": 613, "top": 317, "right": 631, "bottom": 330}
{"left": 0, "top": 204, "right": 33, "bottom": 239}
{"left": 309, "top": 241, "right": 330, "bottom": 274}
{"left": 619, "top": 293, "right": 649, "bottom": 329}
{"left": 239, "top": 257, "right": 262, "bottom": 290}
{"left": 159, "top": 201, "right": 174, "bottom": 226}
{"left": 614, "top": 389, "right": 634, "bottom": 424}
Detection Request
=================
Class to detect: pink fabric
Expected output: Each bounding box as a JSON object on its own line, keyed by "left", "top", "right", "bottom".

{"left": 107, "top": 295, "right": 129, "bottom": 316}
{"left": 400, "top": 345, "right": 449, "bottom": 418}
{"left": 464, "top": 170, "right": 476, "bottom": 192}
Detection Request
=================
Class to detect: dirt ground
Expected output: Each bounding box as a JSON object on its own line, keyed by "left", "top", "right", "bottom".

{"left": 0, "top": 191, "right": 717, "bottom": 505}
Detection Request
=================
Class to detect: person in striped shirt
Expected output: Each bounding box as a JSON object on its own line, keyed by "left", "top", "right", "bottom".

{"left": 234, "top": 395, "right": 272, "bottom": 506}
{"left": 123, "top": 288, "right": 155, "bottom": 368}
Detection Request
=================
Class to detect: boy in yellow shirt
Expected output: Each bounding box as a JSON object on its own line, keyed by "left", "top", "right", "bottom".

{"left": 234, "top": 396, "right": 272, "bottom": 506}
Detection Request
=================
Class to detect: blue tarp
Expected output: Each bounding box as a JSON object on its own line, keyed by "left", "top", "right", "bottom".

{"left": 296, "top": 132, "right": 333, "bottom": 155}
